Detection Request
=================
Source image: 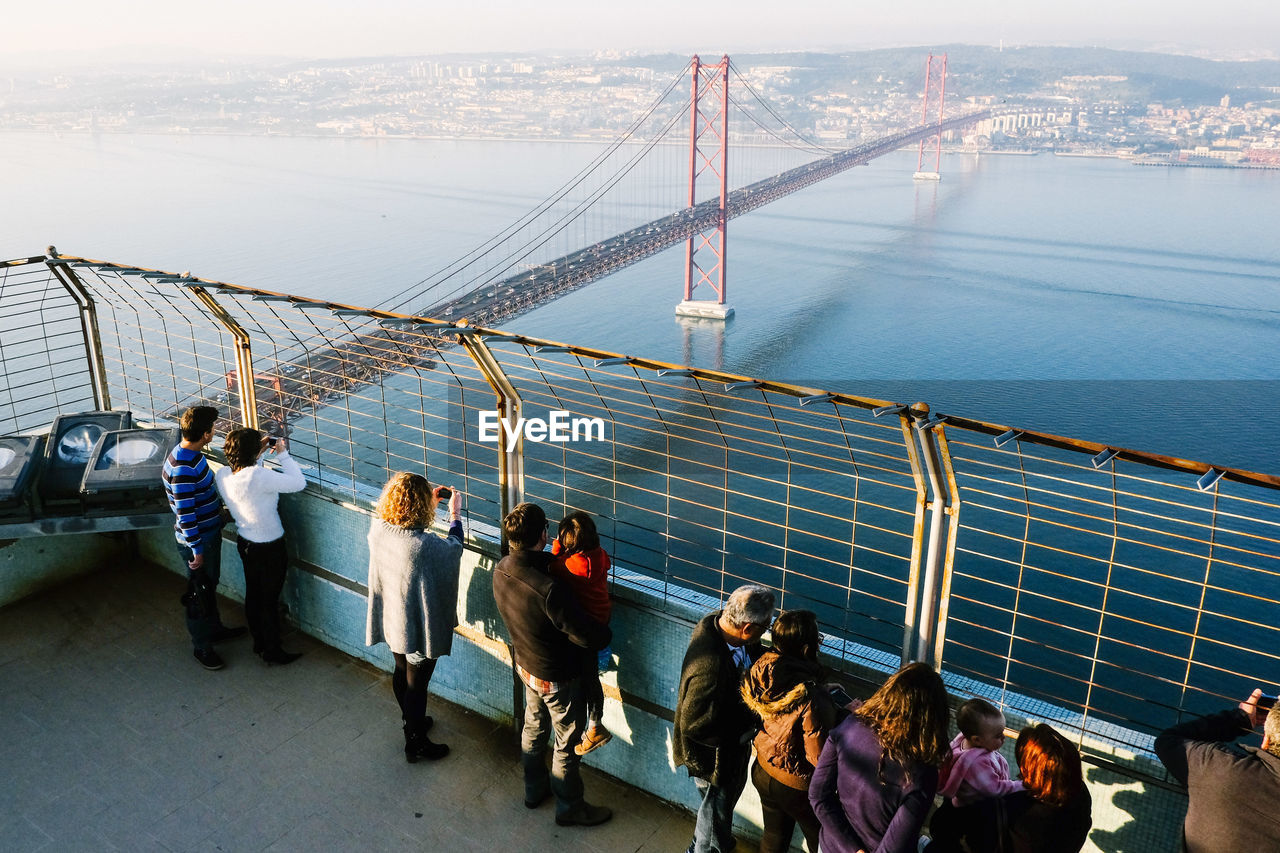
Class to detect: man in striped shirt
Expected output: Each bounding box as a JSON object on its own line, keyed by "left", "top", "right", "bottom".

{"left": 163, "top": 405, "right": 245, "bottom": 670}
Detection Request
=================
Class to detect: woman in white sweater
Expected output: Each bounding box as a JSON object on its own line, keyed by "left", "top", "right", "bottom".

{"left": 366, "top": 472, "right": 463, "bottom": 763}
{"left": 215, "top": 428, "right": 307, "bottom": 665}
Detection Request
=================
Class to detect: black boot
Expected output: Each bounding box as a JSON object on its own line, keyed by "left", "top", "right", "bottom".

{"left": 403, "top": 720, "right": 448, "bottom": 763}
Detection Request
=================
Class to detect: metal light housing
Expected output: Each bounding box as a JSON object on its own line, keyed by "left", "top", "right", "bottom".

{"left": 38, "top": 411, "right": 133, "bottom": 502}
{"left": 0, "top": 434, "right": 46, "bottom": 514}
{"left": 80, "top": 427, "right": 180, "bottom": 508}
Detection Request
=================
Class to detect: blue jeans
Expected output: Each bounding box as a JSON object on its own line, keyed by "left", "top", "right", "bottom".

{"left": 519, "top": 677, "right": 586, "bottom": 818}
{"left": 177, "top": 528, "right": 224, "bottom": 652}
{"left": 688, "top": 744, "right": 750, "bottom": 853}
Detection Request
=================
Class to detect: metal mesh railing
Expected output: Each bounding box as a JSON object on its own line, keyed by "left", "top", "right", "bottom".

{"left": 483, "top": 341, "right": 925, "bottom": 659}
{"left": 0, "top": 257, "right": 97, "bottom": 431}
{"left": 4, "top": 251, "right": 1280, "bottom": 791}
{"left": 937, "top": 418, "right": 1280, "bottom": 780}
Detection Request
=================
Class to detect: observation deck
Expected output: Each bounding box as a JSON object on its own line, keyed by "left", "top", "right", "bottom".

{"left": 0, "top": 560, "right": 690, "bottom": 851}
{"left": 6, "top": 250, "right": 1278, "bottom": 851}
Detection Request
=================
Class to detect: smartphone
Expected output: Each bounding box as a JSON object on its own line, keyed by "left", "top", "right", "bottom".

{"left": 1259, "top": 693, "right": 1278, "bottom": 711}
{"left": 267, "top": 436, "right": 278, "bottom": 448}
{"left": 828, "top": 685, "right": 854, "bottom": 707}
{"left": 435, "top": 487, "right": 452, "bottom": 500}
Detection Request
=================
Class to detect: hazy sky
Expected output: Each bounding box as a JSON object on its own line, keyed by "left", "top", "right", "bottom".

{"left": 9, "top": 0, "right": 1278, "bottom": 60}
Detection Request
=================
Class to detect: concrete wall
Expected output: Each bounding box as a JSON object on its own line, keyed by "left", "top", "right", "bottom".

{"left": 0, "top": 530, "right": 131, "bottom": 610}
{"left": 136, "top": 483, "right": 1186, "bottom": 852}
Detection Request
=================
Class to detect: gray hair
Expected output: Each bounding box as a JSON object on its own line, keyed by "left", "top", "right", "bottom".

{"left": 1266, "top": 706, "right": 1280, "bottom": 758}
{"left": 723, "top": 584, "right": 775, "bottom": 628}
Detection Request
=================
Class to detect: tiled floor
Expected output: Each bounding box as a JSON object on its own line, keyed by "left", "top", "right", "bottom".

{"left": 0, "top": 561, "right": 694, "bottom": 852}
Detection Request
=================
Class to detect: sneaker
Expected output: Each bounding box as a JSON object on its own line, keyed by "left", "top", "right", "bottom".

{"left": 211, "top": 625, "right": 248, "bottom": 643}
{"left": 918, "top": 837, "right": 932, "bottom": 853}
{"left": 555, "top": 802, "right": 612, "bottom": 827}
{"left": 575, "top": 725, "right": 613, "bottom": 756}
{"left": 194, "top": 648, "right": 225, "bottom": 670}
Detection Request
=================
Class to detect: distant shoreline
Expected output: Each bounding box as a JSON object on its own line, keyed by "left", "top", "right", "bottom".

{"left": 0, "top": 126, "right": 847, "bottom": 151}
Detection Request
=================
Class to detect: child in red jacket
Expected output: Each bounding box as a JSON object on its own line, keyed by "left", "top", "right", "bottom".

{"left": 551, "top": 511, "right": 613, "bottom": 755}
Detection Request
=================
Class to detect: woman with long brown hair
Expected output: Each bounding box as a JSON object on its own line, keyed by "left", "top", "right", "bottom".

{"left": 809, "top": 661, "right": 950, "bottom": 853}
{"left": 365, "top": 472, "right": 463, "bottom": 763}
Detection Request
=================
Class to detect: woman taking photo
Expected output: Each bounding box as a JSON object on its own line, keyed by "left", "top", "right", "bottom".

{"left": 366, "top": 472, "right": 464, "bottom": 763}
{"left": 809, "top": 661, "right": 950, "bottom": 853}
{"left": 740, "top": 610, "right": 839, "bottom": 853}
{"left": 214, "top": 429, "right": 307, "bottom": 665}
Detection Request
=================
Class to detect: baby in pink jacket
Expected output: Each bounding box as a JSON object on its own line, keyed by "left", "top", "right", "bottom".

{"left": 937, "top": 697, "right": 1025, "bottom": 807}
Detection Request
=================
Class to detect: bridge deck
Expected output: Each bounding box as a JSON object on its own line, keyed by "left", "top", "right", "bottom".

{"left": 0, "top": 561, "right": 692, "bottom": 852}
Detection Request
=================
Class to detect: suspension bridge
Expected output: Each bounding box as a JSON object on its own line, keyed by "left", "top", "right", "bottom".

{"left": 98, "top": 52, "right": 1003, "bottom": 430}
{"left": 377, "top": 53, "right": 993, "bottom": 326}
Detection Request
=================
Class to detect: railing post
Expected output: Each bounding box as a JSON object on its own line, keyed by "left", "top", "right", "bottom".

{"left": 186, "top": 280, "right": 259, "bottom": 428}
{"left": 454, "top": 329, "right": 524, "bottom": 527}
{"left": 452, "top": 327, "right": 524, "bottom": 745}
{"left": 896, "top": 408, "right": 929, "bottom": 667}
{"left": 926, "top": 424, "right": 961, "bottom": 667}
{"left": 44, "top": 248, "right": 112, "bottom": 411}
{"left": 910, "top": 403, "right": 961, "bottom": 668}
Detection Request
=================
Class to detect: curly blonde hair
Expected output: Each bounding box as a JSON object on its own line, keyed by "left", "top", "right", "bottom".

{"left": 375, "top": 472, "right": 436, "bottom": 528}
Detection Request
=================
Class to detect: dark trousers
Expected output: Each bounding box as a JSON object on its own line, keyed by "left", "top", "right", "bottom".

{"left": 926, "top": 801, "right": 994, "bottom": 853}
{"left": 751, "top": 759, "right": 820, "bottom": 853}
{"left": 581, "top": 648, "right": 605, "bottom": 724}
{"left": 177, "top": 529, "right": 225, "bottom": 652}
{"left": 237, "top": 536, "right": 289, "bottom": 654}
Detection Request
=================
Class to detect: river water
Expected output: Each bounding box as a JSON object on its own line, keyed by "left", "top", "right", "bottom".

{"left": 3, "top": 131, "right": 1275, "bottom": 473}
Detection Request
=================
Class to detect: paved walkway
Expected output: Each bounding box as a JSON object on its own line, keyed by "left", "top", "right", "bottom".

{"left": 0, "top": 561, "right": 695, "bottom": 852}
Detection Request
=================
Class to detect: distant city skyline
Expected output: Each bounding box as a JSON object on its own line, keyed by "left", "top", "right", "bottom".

{"left": 7, "top": 0, "right": 1278, "bottom": 65}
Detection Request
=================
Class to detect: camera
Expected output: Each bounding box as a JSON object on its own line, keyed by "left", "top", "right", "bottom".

{"left": 435, "top": 487, "right": 452, "bottom": 500}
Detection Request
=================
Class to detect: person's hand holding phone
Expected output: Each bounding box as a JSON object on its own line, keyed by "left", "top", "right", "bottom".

{"left": 1240, "top": 688, "right": 1277, "bottom": 727}
{"left": 434, "top": 486, "right": 462, "bottom": 519}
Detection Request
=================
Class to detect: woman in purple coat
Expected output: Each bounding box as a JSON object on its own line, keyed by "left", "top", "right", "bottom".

{"left": 809, "top": 662, "right": 950, "bottom": 853}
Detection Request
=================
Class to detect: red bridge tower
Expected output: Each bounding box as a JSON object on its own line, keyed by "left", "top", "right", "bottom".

{"left": 676, "top": 54, "right": 734, "bottom": 321}
{"left": 913, "top": 53, "right": 948, "bottom": 182}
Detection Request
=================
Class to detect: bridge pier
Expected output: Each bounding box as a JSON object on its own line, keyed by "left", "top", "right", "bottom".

{"left": 675, "top": 299, "right": 734, "bottom": 320}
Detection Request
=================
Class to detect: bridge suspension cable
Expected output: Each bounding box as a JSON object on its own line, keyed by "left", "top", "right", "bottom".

{"left": 374, "top": 58, "right": 695, "bottom": 314}
{"left": 727, "top": 61, "right": 839, "bottom": 157}
{"left": 408, "top": 102, "right": 693, "bottom": 313}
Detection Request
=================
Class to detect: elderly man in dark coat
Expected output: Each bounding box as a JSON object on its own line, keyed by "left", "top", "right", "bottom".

{"left": 1155, "top": 687, "right": 1280, "bottom": 851}
{"left": 674, "top": 584, "right": 776, "bottom": 853}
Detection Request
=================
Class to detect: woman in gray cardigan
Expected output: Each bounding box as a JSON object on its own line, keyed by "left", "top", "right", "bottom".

{"left": 366, "top": 472, "right": 463, "bottom": 762}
